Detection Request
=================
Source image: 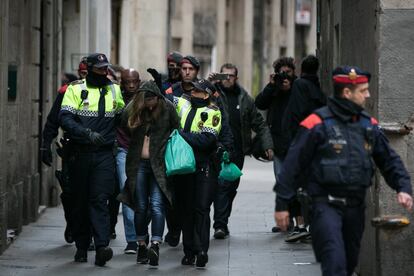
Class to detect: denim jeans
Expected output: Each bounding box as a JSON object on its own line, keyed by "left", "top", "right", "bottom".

{"left": 134, "top": 159, "right": 165, "bottom": 242}
{"left": 273, "top": 155, "right": 284, "bottom": 182}
{"left": 116, "top": 147, "right": 137, "bottom": 243}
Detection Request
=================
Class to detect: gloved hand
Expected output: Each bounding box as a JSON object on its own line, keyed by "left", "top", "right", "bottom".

{"left": 147, "top": 68, "right": 163, "bottom": 92}
{"left": 85, "top": 129, "right": 105, "bottom": 146}
{"left": 40, "top": 142, "right": 52, "bottom": 166}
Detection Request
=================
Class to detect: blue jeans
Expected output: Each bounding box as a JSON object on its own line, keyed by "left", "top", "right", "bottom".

{"left": 134, "top": 159, "right": 165, "bottom": 242}
{"left": 116, "top": 147, "right": 137, "bottom": 243}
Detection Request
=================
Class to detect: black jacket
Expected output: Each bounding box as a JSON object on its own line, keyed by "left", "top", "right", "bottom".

{"left": 275, "top": 97, "right": 412, "bottom": 211}
{"left": 42, "top": 86, "right": 67, "bottom": 146}
{"left": 255, "top": 83, "right": 291, "bottom": 157}
{"left": 219, "top": 83, "right": 273, "bottom": 155}
{"left": 282, "top": 74, "right": 327, "bottom": 144}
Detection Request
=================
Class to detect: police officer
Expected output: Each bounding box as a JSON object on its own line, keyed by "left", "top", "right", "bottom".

{"left": 40, "top": 58, "right": 87, "bottom": 244}
{"left": 275, "top": 66, "right": 413, "bottom": 276}
{"left": 59, "top": 53, "right": 125, "bottom": 266}
{"left": 172, "top": 79, "right": 222, "bottom": 268}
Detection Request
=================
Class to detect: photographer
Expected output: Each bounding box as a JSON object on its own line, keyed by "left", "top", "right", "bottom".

{"left": 255, "top": 57, "right": 303, "bottom": 239}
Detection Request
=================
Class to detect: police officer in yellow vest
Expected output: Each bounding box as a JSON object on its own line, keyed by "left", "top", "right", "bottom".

{"left": 171, "top": 79, "right": 221, "bottom": 268}
{"left": 59, "top": 53, "right": 125, "bottom": 266}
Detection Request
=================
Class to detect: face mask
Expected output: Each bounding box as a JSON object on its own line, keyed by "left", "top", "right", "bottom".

{"left": 190, "top": 96, "right": 209, "bottom": 107}
{"left": 86, "top": 70, "right": 110, "bottom": 87}
{"left": 168, "top": 67, "right": 181, "bottom": 81}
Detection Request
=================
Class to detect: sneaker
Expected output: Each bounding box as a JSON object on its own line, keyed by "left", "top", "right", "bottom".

{"left": 165, "top": 231, "right": 180, "bottom": 247}
{"left": 124, "top": 242, "right": 138, "bottom": 254}
{"left": 64, "top": 226, "right": 74, "bottom": 244}
{"left": 136, "top": 244, "right": 148, "bottom": 264}
{"left": 213, "top": 228, "right": 227, "bottom": 239}
{"left": 94, "top": 247, "right": 113, "bottom": 267}
{"left": 74, "top": 249, "right": 87, "bottom": 262}
{"left": 195, "top": 251, "right": 208, "bottom": 268}
{"left": 181, "top": 255, "right": 195, "bottom": 265}
{"left": 148, "top": 242, "right": 160, "bottom": 266}
{"left": 285, "top": 227, "right": 310, "bottom": 243}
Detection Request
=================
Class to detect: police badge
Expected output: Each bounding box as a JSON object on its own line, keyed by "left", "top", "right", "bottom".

{"left": 212, "top": 115, "right": 220, "bottom": 127}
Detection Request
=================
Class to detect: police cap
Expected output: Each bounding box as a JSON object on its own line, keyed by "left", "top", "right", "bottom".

{"left": 191, "top": 78, "right": 215, "bottom": 95}
{"left": 332, "top": 66, "right": 371, "bottom": 85}
{"left": 181, "top": 55, "right": 200, "bottom": 70}
{"left": 87, "top": 53, "right": 110, "bottom": 69}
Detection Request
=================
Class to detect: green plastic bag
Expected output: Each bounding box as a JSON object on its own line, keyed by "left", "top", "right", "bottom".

{"left": 165, "top": 129, "right": 196, "bottom": 176}
{"left": 219, "top": 151, "right": 243, "bottom": 181}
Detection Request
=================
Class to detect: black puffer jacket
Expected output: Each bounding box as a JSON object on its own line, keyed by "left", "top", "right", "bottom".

{"left": 255, "top": 83, "right": 291, "bottom": 157}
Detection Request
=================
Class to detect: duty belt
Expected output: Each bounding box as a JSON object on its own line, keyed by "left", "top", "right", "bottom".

{"left": 72, "top": 143, "right": 114, "bottom": 152}
{"left": 312, "top": 194, "right": 363, "bottom": 207}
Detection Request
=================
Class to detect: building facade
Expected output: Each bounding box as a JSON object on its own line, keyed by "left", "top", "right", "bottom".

{"left": 118, "top": 0, "right": 317, "bottom": 95}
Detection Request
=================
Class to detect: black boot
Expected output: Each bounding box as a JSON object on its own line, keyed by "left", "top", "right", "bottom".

{"left": 74, "top": 249, "right": 87, "bottom": 262}
{"left": 196, "top": 251, "right": 208, "bottom": 268}
{"left": 94, "top": 246, "right": 113, "bottom": 267}
{"left": 136, "top": 244, "right": 148, "bottom": 264}
{"left": 181, "top": 254, "right": 195, "bottom": 265}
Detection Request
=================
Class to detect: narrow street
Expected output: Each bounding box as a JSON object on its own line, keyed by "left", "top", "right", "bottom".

{"left": 0, "top": 157, "right": 319, "bottom": 276}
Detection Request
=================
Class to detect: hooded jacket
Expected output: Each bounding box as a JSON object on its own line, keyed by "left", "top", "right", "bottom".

{"left": 117, "top": 81, "right": 180, "bottom": 208}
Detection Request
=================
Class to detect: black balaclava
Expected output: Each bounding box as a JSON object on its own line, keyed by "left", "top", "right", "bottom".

{"left": 86, "top": 69, "right": 111, "bottom": 87}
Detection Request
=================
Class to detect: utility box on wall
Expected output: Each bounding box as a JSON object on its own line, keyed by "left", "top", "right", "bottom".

{"left": 8, "top": 65, "right": 17, "bottom": 101}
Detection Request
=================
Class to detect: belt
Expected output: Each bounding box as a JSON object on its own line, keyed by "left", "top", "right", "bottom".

{"left": 71, "top": 143, "right": 114, "bottom": 152}
{"left": 312, "top": 195, "right": 363, "bottom": 207}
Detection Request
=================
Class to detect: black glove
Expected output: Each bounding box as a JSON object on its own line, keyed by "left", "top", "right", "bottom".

{"left": 85, "top": 129, "right": 105, "bottom": 146}
{"left": 147, "top": 68, "right": 163, "bottom": 92}
{"left": 41, "top": 142, "right": 53, "bottom": 166}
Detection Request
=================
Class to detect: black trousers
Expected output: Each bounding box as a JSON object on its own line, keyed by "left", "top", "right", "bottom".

{"left": 310, "top": 202, "right": 365, "bottom": 276}
{"left": 213, "top": 151, "right": 244, "bottom": 230}
{"left": 58, "top": 157, "right": 73, "bottom": 231}
{"left": 68, "top": 148, "right": 115, "bottom": 250}
{"left": 175, "top": 162, "right": 217, "bottom": 256}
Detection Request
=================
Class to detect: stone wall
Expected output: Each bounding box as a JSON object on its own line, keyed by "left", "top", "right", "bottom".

{"left": 0, "top": 0, "right": 62, "bottom": 254}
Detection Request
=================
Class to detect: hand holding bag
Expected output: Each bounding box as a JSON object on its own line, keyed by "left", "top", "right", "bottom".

{"left": 219, "top": 151, "right": 243, "bottom": 181}
{"left": 165, "top": 129, "right": 196, "bottom": 176}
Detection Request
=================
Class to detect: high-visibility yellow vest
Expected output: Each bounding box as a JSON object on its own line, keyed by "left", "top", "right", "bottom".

{"left": 174, "top": 95, "right": 221, "bottom": 136}
{"left": 61, "top": 79, "right": 125, "bottom": 117}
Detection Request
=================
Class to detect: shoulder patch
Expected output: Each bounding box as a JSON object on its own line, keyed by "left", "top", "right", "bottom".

{"left": 208, "top": 104, "right": 219, "bottom": 111}
{"left": 371, "top": 117, "right": 378, "bottom": 125}
{"left": 58, "top": 84, "right": 68, "bottom": 94}
{"left": 300, "top": 114, "right": 323, "bottom": 129}
{"left": 70, "top": 79, "right": 84, "bottom": 85}
{"left": 165, "top": 87, "right": 173, "bottom": 94}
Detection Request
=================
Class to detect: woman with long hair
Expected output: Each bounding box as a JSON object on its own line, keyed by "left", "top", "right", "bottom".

{"left": 118, "top": 80, "right": 179, "bottom": 266}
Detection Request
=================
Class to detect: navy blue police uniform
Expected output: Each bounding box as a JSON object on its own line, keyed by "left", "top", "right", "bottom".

{"left": 275, "top": 66, "right": 412, "bottom": 276}
{"left": 59, "top": 53, "right": 125, "bottom": 266}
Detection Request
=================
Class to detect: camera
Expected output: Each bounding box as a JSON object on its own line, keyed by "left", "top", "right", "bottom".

{"left": 273, "top": 71, "right": 290, "bottom": 83}
{"left": 212, "top": 73, "right": 230, "bottom": 81}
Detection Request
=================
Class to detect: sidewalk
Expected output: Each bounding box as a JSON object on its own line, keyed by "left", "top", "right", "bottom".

{"left": 0, "top": 157, "right": 320, "bottom": 276}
